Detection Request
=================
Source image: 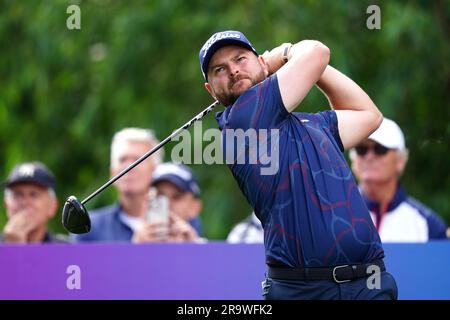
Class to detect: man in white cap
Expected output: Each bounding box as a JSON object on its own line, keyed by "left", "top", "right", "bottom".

{"left": 350, "top": 118, "right": 448, "bottom": 242}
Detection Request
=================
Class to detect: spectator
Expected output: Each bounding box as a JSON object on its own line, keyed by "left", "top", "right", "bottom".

{"left": 73, "top": 127, "right": 163, "bottom": 242}
{"left": 1, "top": 162, "right": 68, "bottom": 243}
{"left": 227, "top": 212, "right": 263, "bottom": 243}
{"left": 132, "top": 162, "right": 205, "bottom": 243}
{"left": 350, "top": 118, "right": 448, "bottom": 242}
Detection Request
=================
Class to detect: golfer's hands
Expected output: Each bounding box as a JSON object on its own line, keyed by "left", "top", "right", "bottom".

{"left": 3, "top": 210, "right": 39, "bottom": 243}
{"left": 262, "top": 43, "right": 292, "bottom": 76}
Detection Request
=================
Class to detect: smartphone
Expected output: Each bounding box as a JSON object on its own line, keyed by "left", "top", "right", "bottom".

{"left": 146, "top": 194, "right": 169, "bottom": 224}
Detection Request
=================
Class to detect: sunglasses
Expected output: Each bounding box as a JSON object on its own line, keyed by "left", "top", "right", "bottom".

{"left": 354, "top": 144, "right": 390, "bottom": 156}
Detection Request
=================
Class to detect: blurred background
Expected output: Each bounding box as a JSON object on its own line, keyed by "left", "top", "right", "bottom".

{"left": 1, "top": 0, "right": 449, "bottom": 239}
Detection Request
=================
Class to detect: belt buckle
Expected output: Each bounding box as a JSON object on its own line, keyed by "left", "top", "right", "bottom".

{"left": 332, "top": 265, "right": 351, "bottom": 284}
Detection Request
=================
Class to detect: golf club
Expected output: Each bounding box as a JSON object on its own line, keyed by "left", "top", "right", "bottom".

{"left": 62, "top": 100, "right": 220, "bottom": 234}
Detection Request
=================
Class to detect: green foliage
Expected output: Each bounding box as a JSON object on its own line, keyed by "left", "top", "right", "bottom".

{"left": 1, "top": 0, "right": 449, "bottom": 239}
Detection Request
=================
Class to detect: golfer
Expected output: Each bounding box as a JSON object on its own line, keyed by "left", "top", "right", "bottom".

{"left": 199, "top": 30, "right": 397, "bottom": 300}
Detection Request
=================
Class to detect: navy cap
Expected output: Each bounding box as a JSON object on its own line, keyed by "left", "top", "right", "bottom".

{"left": 199, "top": 30, "right": 258, "bottom": 80}
{"left": 4, "top": 162, "right": 55, "bottom": 190}
{"left": 152, "top": 163, "right": 200, "bottom": 197}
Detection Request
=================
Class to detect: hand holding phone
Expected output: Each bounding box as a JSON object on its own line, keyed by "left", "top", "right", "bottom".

{"left": 147, "top": 194, "right": 169, "bottom": 222}
{"left": 146, "top": 194, "right": 170, "bottom": 240}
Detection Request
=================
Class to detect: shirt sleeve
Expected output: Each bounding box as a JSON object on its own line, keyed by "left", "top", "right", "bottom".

{"left": 427, "top": 211, "right": 448, "bottom": 239}
{"left": 315, "top": 110, "right": 344, "bottom": 152}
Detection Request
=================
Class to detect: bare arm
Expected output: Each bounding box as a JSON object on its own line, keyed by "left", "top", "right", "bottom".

{"left": 262, "top": 40, "right": 330, "bottom": 112}
{"left": 316, "top": 65, "right": 383, "bottom": 149}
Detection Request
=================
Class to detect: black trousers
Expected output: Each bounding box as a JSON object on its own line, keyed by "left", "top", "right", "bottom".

{"left": 262, "top": 271, "right": 398, "bottom": 300}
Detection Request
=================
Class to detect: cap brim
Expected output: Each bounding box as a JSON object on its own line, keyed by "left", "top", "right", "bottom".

{"left": 152, "top": 175, "right": 200, "bottom": 197}
{"left": 3, "top": 178, "right": 53, "bottom": 190}
{"left": 368, "top": 137, "right": 403, "bottom": 150}
{"left": 152, "top": 175, "right": 191, "bottom": 193}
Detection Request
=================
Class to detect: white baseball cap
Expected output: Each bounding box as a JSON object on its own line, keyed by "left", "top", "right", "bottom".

{"left": 368, "top": 118, "right": 405, "bottom": 151}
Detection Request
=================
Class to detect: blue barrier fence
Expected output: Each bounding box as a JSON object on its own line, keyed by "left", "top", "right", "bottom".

{"left": 0, "top": 242, "right": 449, "bottom": 299}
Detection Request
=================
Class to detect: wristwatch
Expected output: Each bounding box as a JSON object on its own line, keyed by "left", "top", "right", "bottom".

{"left": 282, "top": 43, "right": 293, "bottom": 63}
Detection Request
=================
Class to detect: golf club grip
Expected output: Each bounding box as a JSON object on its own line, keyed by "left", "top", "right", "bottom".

{"left": 81, "top": 100, "right": 220, "bottom": 205}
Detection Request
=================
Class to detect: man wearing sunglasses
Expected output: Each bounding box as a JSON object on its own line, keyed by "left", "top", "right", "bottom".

{"left": 350, "top": 118, "right": 448, "bottom": 242}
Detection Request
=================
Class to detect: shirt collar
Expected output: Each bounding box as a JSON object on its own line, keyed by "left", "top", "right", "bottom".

{"left": 215, "top": 105, "right": 232, "bottom": 130}
{"left": 363, "top": 183, "right": 407, "bottom": 214}
{"left": 117, "top": 207, "right": 144, "bottom": 232}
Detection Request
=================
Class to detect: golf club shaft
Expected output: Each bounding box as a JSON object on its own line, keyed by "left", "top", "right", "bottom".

{"left": 81, "top": 100, "right": 220, "bottom": 205}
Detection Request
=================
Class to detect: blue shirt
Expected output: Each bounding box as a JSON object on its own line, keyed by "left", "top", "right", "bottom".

{"left": 215, "top": 74, "right": 384, "bottom": 268}
{"left": 72, "top": 204, "right": 132, "bottom": 242}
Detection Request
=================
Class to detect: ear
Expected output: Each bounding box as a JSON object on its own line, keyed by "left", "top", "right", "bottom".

{"left": 48, "top": 197, "right": 58, "bottom": 219}
{"left": 349, "top": 149, "right": 358, "bottom": 170}
{"left": 396, "top": 150, "right": 408, "bottom": 176}
{"left": 110, "top": 166, "right": 116, "bottom": 179}
{"left": 204, "top": 83, "right": 216, "bottom": 99}
{"left": 4, "top": 199, "right": 13, "bottom": 219}
{"left": 258, "top": 55, "right": 270, "bottom": 77}
{"left": 188, "top": 198, "right": 203, "bottom": 219}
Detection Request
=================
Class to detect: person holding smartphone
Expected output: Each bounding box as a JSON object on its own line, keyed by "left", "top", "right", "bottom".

{"left": 132, "top": 162, "right": 205, "bottom": 243}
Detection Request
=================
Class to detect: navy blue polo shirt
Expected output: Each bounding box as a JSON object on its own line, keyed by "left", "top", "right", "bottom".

{"left": 216, "top": 74, "right": 384, "bottom": 268}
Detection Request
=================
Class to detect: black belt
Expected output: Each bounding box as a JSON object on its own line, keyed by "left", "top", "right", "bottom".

{"left": 268, "top": 259, "right": 385, "bottom": 284}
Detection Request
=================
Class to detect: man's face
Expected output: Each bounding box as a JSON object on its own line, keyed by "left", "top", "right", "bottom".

{"left": 351, "top": 139, "right": 405, "bottom": 184}
{"left": 4, "top": 183, "right": 57, "bottom": 226}
{"left": 111, "top": 141, "right": 157, "bottom": 196}
{"left": 154, "top": 181, "right": 201, "bottom": 221}
{"left": 205, "top": 45, "right": 268, "bottom": 106}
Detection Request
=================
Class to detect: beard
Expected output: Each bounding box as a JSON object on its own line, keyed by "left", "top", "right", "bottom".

{"left": 213, "top": 67, "right": 266, "bottom": 106}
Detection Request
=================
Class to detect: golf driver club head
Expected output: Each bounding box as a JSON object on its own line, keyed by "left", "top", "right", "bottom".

{"left": 62, "top": 196, "right": 91, "bottom": 234}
